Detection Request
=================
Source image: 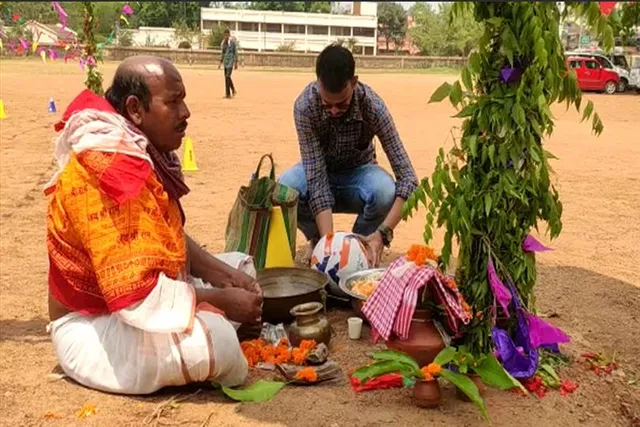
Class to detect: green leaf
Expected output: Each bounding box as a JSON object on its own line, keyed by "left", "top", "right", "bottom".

{"left": 468, "top": 52, "right": 481, "bottom": 74}
{"left": 544, "top": 150, "right": 558, "bottom": 160}
{"left": 484, "top": 194, "right": 492, "bottom": 217}
{"left": 461, "top": 67, "right": 473, "bottom": 92}
{"left": 429, "top": 82, "right": 452, "bottom": 103}
{"left": 581, "top": 100, "right": 594, "bottom": 122}
{"left": 468, "top": 135, "right": 478, "bottom": 157}
{"left": 450, "top": 81, "right": 463, "bottom": 106}
{"left": 440, "top": 370, "right": 489, "bottom": 421}
{"left": 372, "top": 349, "right": 420, "bottom": 372}
{"left": 453, "top": 104, "right": 474, "bottom": 118}
{"left": 474, "top": 354, "right": 526, "bottom": 392}
{"left": 351, "top": 360, "right": 416, "bottom": 384}
{"left": 434, "top": 347, "right": 457, "bottom": 365}
{"left": 221, "top": 380, "right": 286, "bottom": 402}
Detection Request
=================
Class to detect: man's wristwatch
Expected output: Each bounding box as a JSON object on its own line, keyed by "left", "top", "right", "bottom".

{"left": 377, "top": 224, "right": 394, "bottom": 248}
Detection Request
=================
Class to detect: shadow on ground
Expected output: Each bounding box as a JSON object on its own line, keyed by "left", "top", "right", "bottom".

{"left": 0, "top": 317, "right": 49, "bottom": 343}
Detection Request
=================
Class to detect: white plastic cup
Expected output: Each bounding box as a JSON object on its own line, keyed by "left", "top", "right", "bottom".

{"left": 348, "top": 317, "right": 364, "bottom": 340}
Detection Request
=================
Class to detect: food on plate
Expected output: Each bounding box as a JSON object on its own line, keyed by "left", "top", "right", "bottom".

{"left": 350, "top": 273, "right": 382, "bottom": 299}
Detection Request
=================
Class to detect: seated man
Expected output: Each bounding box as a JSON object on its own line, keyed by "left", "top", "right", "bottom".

{"left": 279, "top": 44, "right": 418, "bottom": 267}
{"left": 45, "top": 56, "right": 262, "bottom": 395}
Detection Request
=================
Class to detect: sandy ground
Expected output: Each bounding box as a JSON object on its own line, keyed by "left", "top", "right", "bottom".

{"left": 0, "top": 60, "right": 639, "bottom": 427}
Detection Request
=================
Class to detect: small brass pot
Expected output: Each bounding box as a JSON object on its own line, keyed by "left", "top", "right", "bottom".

{"left": 288, "top": 302, "right": 331, "bottom": 347}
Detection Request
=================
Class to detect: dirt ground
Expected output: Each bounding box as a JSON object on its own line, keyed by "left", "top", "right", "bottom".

{"left": 0, "top": 60, "right": 639, "bottom": 427}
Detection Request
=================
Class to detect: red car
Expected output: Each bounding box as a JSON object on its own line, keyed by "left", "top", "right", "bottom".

{"left": 566, "top": 56, "right": 620, "bottom": 94}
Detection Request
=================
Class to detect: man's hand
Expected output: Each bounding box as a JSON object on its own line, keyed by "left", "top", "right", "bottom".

{"left": 229, "top": 270, "right": 262, "bottom": 295}
{"left": 362, "top": 232, "right": 385, "bottom": 268}
{"left": 217, "top": 288, "right": 263, "bottom": 324}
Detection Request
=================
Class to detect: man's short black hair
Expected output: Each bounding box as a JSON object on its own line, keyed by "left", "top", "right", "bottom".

{"left": 223, "top": 28, "right": 230, "bottom": 35}
{"left": 105, "top": 73, "right": 152, "bottom": 117}
{"left": 315, "top": 43, "right": 355, "bottom": 93}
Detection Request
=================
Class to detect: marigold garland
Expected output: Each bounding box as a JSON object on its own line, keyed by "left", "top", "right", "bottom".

{"left": 241, "top": 338, "right": 317, "bottom": 367}
{"left": 407, "top": 244, "right": 437, "bottom": 266}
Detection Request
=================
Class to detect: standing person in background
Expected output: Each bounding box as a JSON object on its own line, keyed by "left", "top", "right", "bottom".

{"left": 219, "top": 29, "right": 238, "bottom": 99}
{"left": 279, "top": 44, "right": 419, "bottom": 267}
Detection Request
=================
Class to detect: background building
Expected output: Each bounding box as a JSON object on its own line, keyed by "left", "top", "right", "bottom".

{"left": 200, "top": 2, "right": 378, "bottom": 55}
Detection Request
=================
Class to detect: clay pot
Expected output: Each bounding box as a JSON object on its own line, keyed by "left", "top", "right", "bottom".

{"left": 413, "top": 379, "right": 442, "bottom": 408}
{"left": 386, "top": 310, "right": 446, "bottom": 367}
{"left": 288, "top": 302, "right": 331, "bottom": 347}
{"left": 456, "top": 374, "right": 485, "bottom": 402}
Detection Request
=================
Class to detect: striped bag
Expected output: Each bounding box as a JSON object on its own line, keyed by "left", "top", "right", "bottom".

{"left": 224, "top": 154, "right": 298, "bottom": 270}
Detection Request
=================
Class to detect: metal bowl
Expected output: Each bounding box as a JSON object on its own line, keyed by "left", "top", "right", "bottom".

{"left": 257, "top": 267, "right": 328, "bottom": 325}
{"left": 339, "top": 268, "right": 386, "bottom": 319}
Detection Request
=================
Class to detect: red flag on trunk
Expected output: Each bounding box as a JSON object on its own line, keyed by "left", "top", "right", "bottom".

{"left": 599, "top": 2, "right": 617, "bottom": 17}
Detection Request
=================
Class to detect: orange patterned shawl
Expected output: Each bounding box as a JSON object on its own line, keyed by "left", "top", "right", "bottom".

{"left": 47, "top": 91, "right": 187, "bottom": 314}
{"left": 47, "top": 151, "right": 187, "bottom": 314}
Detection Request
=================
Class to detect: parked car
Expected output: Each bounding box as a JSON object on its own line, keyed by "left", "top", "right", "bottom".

{"left": 566, "top": 56, "right": 620, "bottom": 94}
{"left": 565, "top": 49, "right": 632, "bottom": 92}
{"left": 631, "top": 56, "right": 640, "bottom": 94}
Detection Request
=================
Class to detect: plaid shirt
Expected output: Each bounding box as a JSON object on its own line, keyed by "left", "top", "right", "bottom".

{"left": 293, "top": 81, "right": 418, "bottom": 216}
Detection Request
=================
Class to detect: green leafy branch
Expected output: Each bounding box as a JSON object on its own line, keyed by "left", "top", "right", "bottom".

{"left": 402, "top": 2, "right": 613, "bottom": 355}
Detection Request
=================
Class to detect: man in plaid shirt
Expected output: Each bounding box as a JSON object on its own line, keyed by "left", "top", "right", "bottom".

{"left": 279, "top": 44, "right": 418, "bottom": 267}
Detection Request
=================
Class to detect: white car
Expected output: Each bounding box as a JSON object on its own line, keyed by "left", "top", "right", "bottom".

{"left": 631, "top": 56, "right": 640, "bottom": 94}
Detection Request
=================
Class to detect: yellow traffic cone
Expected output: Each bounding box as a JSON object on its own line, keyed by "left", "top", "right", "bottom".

{"left": 181, "top": 136, "right": 198, "bottom": 172}
{"left": 0, "top": 100, "right": 6, "bottom": 120}
{"left": 265, "top": 206, "right": 294, "bottom": 268}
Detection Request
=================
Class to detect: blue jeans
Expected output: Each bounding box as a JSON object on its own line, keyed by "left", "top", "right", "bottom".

{"left": 278, "top": 163, "right": 396, "bottom": 242}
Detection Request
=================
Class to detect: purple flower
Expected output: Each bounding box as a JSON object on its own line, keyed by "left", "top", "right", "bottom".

{"left": 122, "top": 4, "right": 133, "bottom": 16}
{"left": 500, "top": 66, "right": 522, "bottom": 84}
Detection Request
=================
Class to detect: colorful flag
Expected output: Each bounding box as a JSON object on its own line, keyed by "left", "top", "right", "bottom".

{"left": 599, "top": 2, "right": 617, "bottom": 17}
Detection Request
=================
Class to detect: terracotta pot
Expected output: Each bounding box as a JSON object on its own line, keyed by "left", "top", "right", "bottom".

{"left": 456, "top": 374, "right": 485, "bottom": 402}
{"left": 413, "top": 379, "right": 441, "bottom": 408}
{"left": 386, "top": 310, "right": 446, "bottom": 367}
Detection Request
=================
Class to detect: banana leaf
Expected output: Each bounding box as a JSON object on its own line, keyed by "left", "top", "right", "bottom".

{"left": 474, "top": 354, "right": 527, "bottom": 393}
{"left": 221, "top": 380, "right": 286, "bottom": 402}
{"left": 440, "top": 370, "right": 489, "bottom": 422}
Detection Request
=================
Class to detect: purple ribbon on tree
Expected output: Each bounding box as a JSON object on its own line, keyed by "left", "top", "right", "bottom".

{"left": 487, "top": 258, "right": 512, "bottom": 316}
{"left": 522, "top": 235, "right": 553, "bottom": 252}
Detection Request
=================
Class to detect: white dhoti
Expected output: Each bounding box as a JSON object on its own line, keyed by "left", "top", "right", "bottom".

{"left": 48, "top": 253, "right": 254, "bottom": 395}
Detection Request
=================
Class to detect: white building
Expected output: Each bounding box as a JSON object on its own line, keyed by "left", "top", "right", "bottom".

{"left": 200, "top": 2, "right": 378, "bottom": 55}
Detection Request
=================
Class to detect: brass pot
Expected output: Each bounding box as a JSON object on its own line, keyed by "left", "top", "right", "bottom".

{"left": 288, "top": 302, "right": 331, "bottom": 347}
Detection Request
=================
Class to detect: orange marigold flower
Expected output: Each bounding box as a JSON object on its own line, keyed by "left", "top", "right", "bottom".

{"left": 294, "top": 367, "right": 318, "bottom": 382}
{"left": 407, "top": 245, "right": 438, "bottom": 266}
{"left": 277, "top": 338, "right": 290, "bottom": 348}
{"left": 425, "top": 363, "right": 442, "bottom": 376}
{"left": 445, "top": 278, "right": 458, "bottom": 290}
{"left": 292, "top": 348, "right": 309, "bottom": 365}
{"left": 299, "top": 340, "right": 317, "bottom": 351}
{"left": 420, "top": 367, "right": 434, "bottom": 381}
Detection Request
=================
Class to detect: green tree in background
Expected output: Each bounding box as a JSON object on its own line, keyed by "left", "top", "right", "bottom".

{"left": 410, "top": 2, "right": 483, "bottom": 57}
{"left": 247, "top": 1, "right": 331, "bottom": 14}
{"left": 378, "top": 2, "right": 407, "bottom": 53}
